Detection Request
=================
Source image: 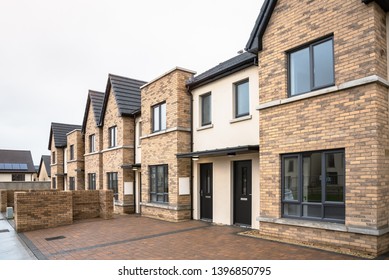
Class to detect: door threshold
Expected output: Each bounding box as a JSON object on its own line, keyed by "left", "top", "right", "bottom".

{"left": 234, "top": 223, "right": 251, "bottom": 229}
{"left": 200, "top": 218, "right": 213, "bottom": 223}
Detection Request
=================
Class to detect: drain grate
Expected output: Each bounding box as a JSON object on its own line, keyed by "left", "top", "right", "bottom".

{"left": 0, "top": 229, "right": 10, "bottom": 233}
{"left": 45, "top": 235, "right": 66, "bottom": 241}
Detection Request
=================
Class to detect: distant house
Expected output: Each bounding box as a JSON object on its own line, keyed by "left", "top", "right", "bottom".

{"left": 48, "top": 122, "right": 82, "bottom": 190}
{"left": 37, "top": 155, "right": 51, "bottom": 181}
{"left": 0, "top": 149, "right": 36, "bottom": 182}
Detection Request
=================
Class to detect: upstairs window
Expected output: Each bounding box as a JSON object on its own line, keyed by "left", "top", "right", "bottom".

{"left": 89, "top": 134, "right": 96, "bottom": 153}
{"left": 52, "top": 151, "right": 56, "bottom": 164}
{"left": 201, "top": 92, "right": 212, "bottom": 126}
{"left": 289, "top": 37, "right": 334, "bottom": 96}
{"left": 109, "top": 126, "right": 117, "bottom": 148}
{"left": 234, "top": 80, "right": 250, "bottom": 118}
{"left": 69, "top": 145, "right": 74, "bottom": 160}
{"left": 152, "top": 102, "right": 166, "bottom": 133}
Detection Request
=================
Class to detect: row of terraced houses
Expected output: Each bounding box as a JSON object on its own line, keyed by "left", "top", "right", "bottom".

{"left": 47, "top": 0, "right": 389, "bottom": 257}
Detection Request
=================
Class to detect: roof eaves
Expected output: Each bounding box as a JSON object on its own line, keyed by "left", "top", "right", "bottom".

{"left": 245, "top": 0, "right": 278, "bottom": 53}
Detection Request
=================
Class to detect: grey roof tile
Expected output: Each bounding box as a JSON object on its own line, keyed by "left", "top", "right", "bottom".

{"left": 49, "top": 122, "right": 82, "bottom": 149}
{"left": 187, "top": 52, "right": 257, "bottom": 89}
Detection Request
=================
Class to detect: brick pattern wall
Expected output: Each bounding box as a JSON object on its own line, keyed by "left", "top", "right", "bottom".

{"left": 257, "top": 0, "right": 389, "bottom": 255}
{"left": 99, "top": 189, "right": 114, "bottom": 219}
{"left": 260, "top": 222, "right": 389, "bottom": 257}
{"left": 14, "top": 190, "right": 114, "bottom": 232}
{"left": 0, "top": 190, "right": 6, "bottom": 212}
{"left": 72, "top": 190, "right": 100, "bottom": 220}
{"left": 141, "top": 68, "right": 194, "bottom": 221}
{"left": 14, "top": 191, "right": 73, "bottom": 232}
{"left": 101, "top": 87, "right": 135, "bottom": 214}
{"left": 67, "top": 130, "right": 85, "bottom": 190}
{"left": 259, "top": 0, "right": 387, "bottom": 104}
{"left": 50, "top": 138, "right": 65, "bottom": 190}
{"left": 84, "top": 103, "right": 104, "bottom": 190}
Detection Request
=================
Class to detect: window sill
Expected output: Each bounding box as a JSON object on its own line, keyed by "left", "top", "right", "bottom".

{"left": 140, "top": 127, "right": 191, "bottom": 139}
{"left": 230, "top": 115, "right": 252, "bottom": 124}
{"left": 257, "top": 75, "right": 389, "bottom": 111}
{"left": 196, "top": 124, "right": 213, "bottom": 131}
{"left": 257, "top": 216, "right": 389, "bottom": 236}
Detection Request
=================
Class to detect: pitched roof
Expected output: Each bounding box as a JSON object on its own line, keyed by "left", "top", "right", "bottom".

{"left": 81, "top": 90, "right": 104, "bottom": 133}
{"left": 38, "top": 155, "right": 51, "bottom": 178}
{"left": 48, "top": 122, "right": 82, "bottom": 149}
{"left": 0, "top": 149, "right": 36, "bottom": 173}
{"left": 362, "top": 0, "right": 389, "bottom": 11}
{"left": 246, "top": 0, "right": 388, "bottom": 53}
{"left": 186, "top": 52, "right": 257, "bottom": 90}
{"left": 99, "top": 74, "right": 147, "bottom": 126}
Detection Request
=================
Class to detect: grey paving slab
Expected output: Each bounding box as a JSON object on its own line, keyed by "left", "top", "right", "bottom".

{"left": 0, "top": 213, "right": 36, "bottom": 260}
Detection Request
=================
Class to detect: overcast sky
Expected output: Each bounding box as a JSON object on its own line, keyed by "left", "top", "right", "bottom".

{"left": 0, "top": 0, "right": 263, "bottom": 165}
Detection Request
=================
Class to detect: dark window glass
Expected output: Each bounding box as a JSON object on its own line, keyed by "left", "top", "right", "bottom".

{"left": 52, "top": 177, "right": 56, "bottom": 189}
{"left": 201, "top": 93, "right": 211, "bottom": 126}
{"left": 12, "top": 174, "right": 25, "bottom": 181}
{"left": 52, "top": 152, "right": 56, "bottom": 164}
{"left": 149, "top": 165, "right": 168, "bottom": 203}
{"left": 282, "top": 150, "right": 345, "bottom": 222}
{"left": 88, "top": 173, "right": 96, "bottom": 190}
{"left": 235, "top": 80, "right": 250, "bottom": 117}
{"left": 289, "top": 37, "right": 334, "bottom": 96}
{"left": 152, "top": 103, "right": 166, "bottom": 132}
{"left": 107, "top": 172, "right": 118, "bottom": 200}
{"left": 69, "top": 177, "right": 75, "bottom": 190}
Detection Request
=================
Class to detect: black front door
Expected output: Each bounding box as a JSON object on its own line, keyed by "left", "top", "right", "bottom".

{"left": 200, "top": 163, "right": 213, "bottom": 220}
{"left": 234, "top": 160, "right": 252, "bottom": 225}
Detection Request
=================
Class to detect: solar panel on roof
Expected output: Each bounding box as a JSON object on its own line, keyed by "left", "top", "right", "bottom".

{"left": 4, "top": 163, "right": 12, "bottom": 169}
{"left": 19, "top": 163, "right": 28, "bottom": 170}
{"left": 0, "top": 163, "right": 5, "bottom": 169}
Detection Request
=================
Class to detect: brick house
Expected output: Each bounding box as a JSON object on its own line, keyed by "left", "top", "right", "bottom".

{"left": 37, "top": 155, "right": 51, "bottom": 181}
{"left": 48, "top": 122, "right": 82, "bottom": 190}
{"left": 246, "top": 0, "right": 389, "bottom": 256}
{"left": 98, "top": 74, "right": 146, "bottom": 214}
{"left": 179, "top": 53, "right": 260, "bottom": 228}
{"left": 66, "top": 129, "right": 85, "bottom": 190}
{"left": 82, "top": 90, "right": 104, "bottom": 191}
{"left": 140, "top": 67, "right": 195, "bottom": 221}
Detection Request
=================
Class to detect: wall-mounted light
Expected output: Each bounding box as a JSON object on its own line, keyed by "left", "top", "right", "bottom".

{"left": 227, "top": 152, "right": 236, "bottom": 157}
{"left": 192, "top": 156, "right": 199, "bottom": 161}
{"left": 132, "top": 166, "right": 138, "bottom": 171}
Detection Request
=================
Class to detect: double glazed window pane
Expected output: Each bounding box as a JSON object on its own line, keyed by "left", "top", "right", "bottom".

{"left": 153, "top": 103, "right": 166, "bottom": 132}
{"left": 313, "top": 40, "right": 334, "bottom": 89}
{"left": 283, "top": 157, "right": 298, "bottom": 201}
{"left": 303, "top": 152, "right": 321, "bottom": 203}
{"left": 201, "top": 93, "right": 211, "bottom": 126}
{"left": 325, "top": 152, "right": 344, "bottom": 202}
{"left": 289, "top": 38, "right": 334, "bottom": 96}
{"left": 290, "top": 48, "right": 310, "bottom": 96}
{"left": 235, "top": 81, "right": 249, "bottom": 117}
{"left": 150, "top": 165, "right": 168, "bottom": 203}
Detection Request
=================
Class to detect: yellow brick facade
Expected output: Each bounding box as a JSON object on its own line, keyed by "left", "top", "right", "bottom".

{"left": 256, "top": 0, "right": 389, "bottom": 256}
{"left": 140, "top": 68, "right": 194, "bottom": 221}
{"left": 66, "top": 130, "right": 85, "bottom": 190}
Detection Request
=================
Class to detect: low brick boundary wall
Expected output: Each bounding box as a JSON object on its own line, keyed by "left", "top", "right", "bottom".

{"left": 13, "top": 190, "right": 113, "bottom": 232}
{"left": 15, "top": 191, "right": 73, "bottom": 232}
{"left": 73, "top": 190, "right": 100, "bottom": 220}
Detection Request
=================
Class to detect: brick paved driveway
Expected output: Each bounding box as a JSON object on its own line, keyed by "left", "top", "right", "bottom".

{"left": 19, "top": 215, "right": 362, "bottom": 260}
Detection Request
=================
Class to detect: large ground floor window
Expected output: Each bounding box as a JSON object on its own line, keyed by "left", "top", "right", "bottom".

{"left": 149, "top": 165, "right": 168, "bottom": 203}
{"left": 282, "top": 149, "right": 345, "bottom": 222}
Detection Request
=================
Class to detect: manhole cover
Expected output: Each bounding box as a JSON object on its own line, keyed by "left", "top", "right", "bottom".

{"left": 0, "top": 229, "right": 10, "bottom": 233}
{"left": 45, "top": 235, "right": 66, "bottom": 241}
